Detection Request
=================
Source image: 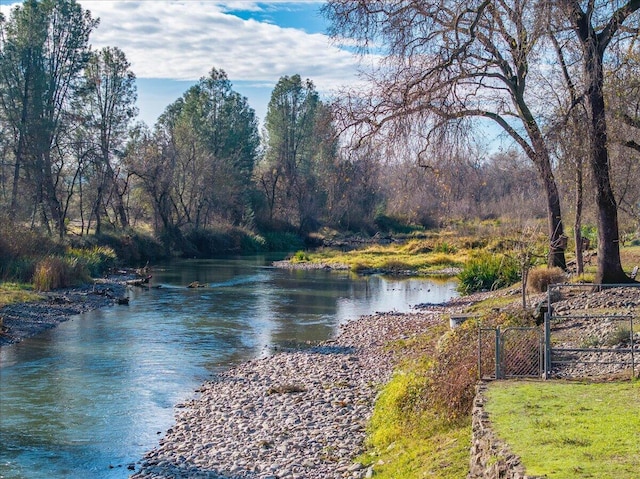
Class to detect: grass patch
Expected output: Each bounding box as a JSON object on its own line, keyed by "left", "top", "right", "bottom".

{"left": 360, "top": 369, "right": 471, "bottom": 479}
{"left": 485, "top": 381, "right": 640, "bottom": 478}
{"left": 0, "top": 282, "right": 40, "bottom": 308}
{"left": 303, "top": 241, "right": 467, "bottom": 274}
{"left": 358, "top": 324, "right": 473, "bottom": 479}
{"left": 32, "top": 256, "right": 90, "bottom": 291}
{"left": 465, "top": 292, "right": 523, "bottom": 313}
{"left": 457, "top": 252, "right": 520, "bottom": 294}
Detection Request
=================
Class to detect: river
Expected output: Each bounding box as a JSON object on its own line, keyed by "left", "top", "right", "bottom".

{"left": 0, "top": 256, "right": 458, "bottom": 478}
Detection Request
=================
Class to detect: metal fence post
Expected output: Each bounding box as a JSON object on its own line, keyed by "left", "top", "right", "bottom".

{"left": 495, "top": 326, "right": 501, "bottom": 379}
{"left": 632, "top": 316, "right": 636, "bottom": 379}
{"left": 544, "top": 312, "right": 551, "bottom": 379}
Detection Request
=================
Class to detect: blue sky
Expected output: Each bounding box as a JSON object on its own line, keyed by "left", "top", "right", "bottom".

{"left": 1, "top": 1, "right": 362, "bottom": 126}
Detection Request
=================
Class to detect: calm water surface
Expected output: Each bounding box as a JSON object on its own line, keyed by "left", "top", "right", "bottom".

{"left": 0, "top": 256, "right": 457, "bottom": 478}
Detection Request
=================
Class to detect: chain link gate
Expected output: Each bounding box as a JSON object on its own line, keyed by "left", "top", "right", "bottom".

{"left": 479, "top": 326, "right": 543, "bottom": 379}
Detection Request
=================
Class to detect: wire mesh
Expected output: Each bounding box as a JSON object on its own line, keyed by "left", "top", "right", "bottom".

{"left": 478, "top": 328, "right": 497, "bottom": 379}
{"left": 501, "top": 327, "right": 542, "bottom": 378}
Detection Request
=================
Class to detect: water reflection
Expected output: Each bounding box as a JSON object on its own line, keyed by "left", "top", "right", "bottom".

{"left": 0, "top": 256, "right": 457, "bottom": 479}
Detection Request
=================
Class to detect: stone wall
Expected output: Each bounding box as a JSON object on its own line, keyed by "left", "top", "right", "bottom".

{"left": 468, "top": 382, "right": 544, "bottom": 479}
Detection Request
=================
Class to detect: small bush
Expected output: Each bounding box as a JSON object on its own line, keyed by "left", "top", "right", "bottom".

{"left": 605, "top": 326, "right": 632, "bottom": 347}
{"left": 581, "top": 224, "right": 598, "bottom": 248}
{"left": 526, "top": 266, "right": 566, "bottom": 293}
{"left": 0, "top": 257, "right": 36, "bottom": 282}
{"left": 292, "top": 250, "right": 309, "bottom": 262}
{"left": 261, "top": 231, "right": 304, "bottom": 252}
{"left": 32, "top": 257, "right": 89, "bottom": 291}
{"left": 426, "top": 324, "right": 480, "bottom": 420}
{"left": 77, "top": 231, "right": 164, "bottom": 264}
{"left": 67, "top": 246, "right": 117, "bottom": 277}
{"left": 0, "top": 223, "right": 62, "bottom": 258}
{"left": 434, "top": 241, "right": 458, "bottom": 254}
{"left": 457, "top": 253, "right": 520, "bottom": 294}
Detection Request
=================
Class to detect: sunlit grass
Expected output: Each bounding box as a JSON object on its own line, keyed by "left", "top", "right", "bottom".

{"left": 621, "top": 245, "right": 640, "bottom": 273}
{"left": 486, "top": 381, "right": 640, "bottom": 479}
{"left": 293, "top": 240, "right": 469, "bottom": 275}
{"left": 356, "top": 325, "right": 472, "bottom": 479}
{"left": 0, "top": 282, "right": 41, "bottom": 308}
{"left": 464, "top": 292, "right": 523, "bottom": 313}
{"left": 359, "top": 367, "right": 471, "bottom": 479}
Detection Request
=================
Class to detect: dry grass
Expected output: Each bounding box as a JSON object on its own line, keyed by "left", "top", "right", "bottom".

{"left": 32, "top": 257, "right": 89, "bottom": 291}
{"left": 527, "top": 266, "right": 566, "bottom": 293}
{"left": 0, "top": 282, "right": 40, "bottom": 308}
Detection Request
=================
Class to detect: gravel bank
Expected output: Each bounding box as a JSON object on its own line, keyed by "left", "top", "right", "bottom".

{"left": 0, "top": 275, "right": 130, "bottom": 346}
{"left": 132, "top": 309, "right": 448, "bottom": 479}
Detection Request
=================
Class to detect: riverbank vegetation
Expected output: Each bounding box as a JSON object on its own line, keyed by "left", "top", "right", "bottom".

{"left": 359, "top": 279, "right": 640, "bottom": 478}
{"left": 3, "top": 0, "right": 640, "bottom": 289}
{"left": 358, "top": 322, "right": 474, "bottom": 478}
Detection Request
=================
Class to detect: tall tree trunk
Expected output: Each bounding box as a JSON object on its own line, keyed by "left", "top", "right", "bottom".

{"left": 541, "top": 167, "right": 566, "bottom": 270}
{"left": 94, "top": 184, "right": 103, "bottom": 235}
{"left": 515, "top": 93, "right": 567, "bottom": 270}
{"left": 570, "top": 2, "right": 635, "bottom": 284}
{"left": 9, "top": 61, "right": 32, "bottom": 220}
{"left": 586, "top": 41, "right": 629, "bottom": 283}
{"left": 43, "top": 151, "right": 64, "bottom": 238}
{"left": 574, "top": 160, "right": 584, "bottom": 276}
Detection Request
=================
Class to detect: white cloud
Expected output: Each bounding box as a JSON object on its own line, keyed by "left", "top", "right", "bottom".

{"left": 0, "top": 0, "right": 370, "bottom": 123}
{"left": 82, "top": 1, "right": 360, "bottom": 92}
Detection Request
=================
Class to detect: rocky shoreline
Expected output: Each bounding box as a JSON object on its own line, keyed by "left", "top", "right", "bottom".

{"left": 128, "top": 284, "right": 640, "bottom": 478}
{"left": 131, "top": 307, "right": 454, "bottom": 479}
{"left": 0, "top": 273, "right": 133, "bottom": 346}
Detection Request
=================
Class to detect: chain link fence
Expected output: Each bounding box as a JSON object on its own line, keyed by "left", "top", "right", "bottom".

{"left": 479, "top": 326, "right": 542, "bottom": 379}
{"left": 477, "top": 284, "right": 640, "bottom": 381}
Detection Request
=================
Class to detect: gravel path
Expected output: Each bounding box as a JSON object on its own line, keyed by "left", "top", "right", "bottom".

{"left": 131, "top": 310, "right": 446, "bottom": 479}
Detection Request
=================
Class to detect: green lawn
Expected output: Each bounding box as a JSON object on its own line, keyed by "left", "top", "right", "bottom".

{"left": 486, "top": 381, "right": 640, "bottom": 478}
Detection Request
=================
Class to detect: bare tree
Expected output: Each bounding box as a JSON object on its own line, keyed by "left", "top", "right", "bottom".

{"left": 324, "top": 0, "right": 568, "bottom": 269}
{"left": 562, "top": 0, "right": 640, "bottom": 283}
{"left": 78, "top": 46, "right": 138, "bottom": 234}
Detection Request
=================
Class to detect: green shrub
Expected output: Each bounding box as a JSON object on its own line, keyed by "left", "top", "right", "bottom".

{"left": 457, "top": 253, "right": 520, "bottom": 294}
{"left": 605, "top": 326, "right": 632, "bottom": 346}
{"left": 434, "top": 241, "right": 458, "bottom": 254}
{"left": 526, "top": 266, "right": 566, "bottom": 293}
{"left": 261, "top": 231, "right": 304, "bottom": 252}
{"left": 241, "top": 233, "right": 266, "bottom": 252}
{"left": 292, "top": 250, "right": 309, "bottom": 262}
{"left": 0, "top": 257, "right": 36, "bottom": 282}
{"left": 67, "top": 246, "right": 117, "bottom": 277}
{"left": 581, "top": 224, "right": 597, "bottom": 248}
{"left": 91, "top": 231, "right": 164, "bottom": 264}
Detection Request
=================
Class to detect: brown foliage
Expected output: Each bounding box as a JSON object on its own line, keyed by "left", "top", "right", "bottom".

{"left": 527, "top": 266, "right": 566, "bottom": 293}
{"left": 425, "top": 324, "right": 479, "bottom": 420}
{"left": 32, "top": 257, "right": 87, "bottom": 291}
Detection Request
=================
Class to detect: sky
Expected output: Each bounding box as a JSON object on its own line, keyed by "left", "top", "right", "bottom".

{"left": 1, "top": 0, "right": 363, "bottom": 126}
